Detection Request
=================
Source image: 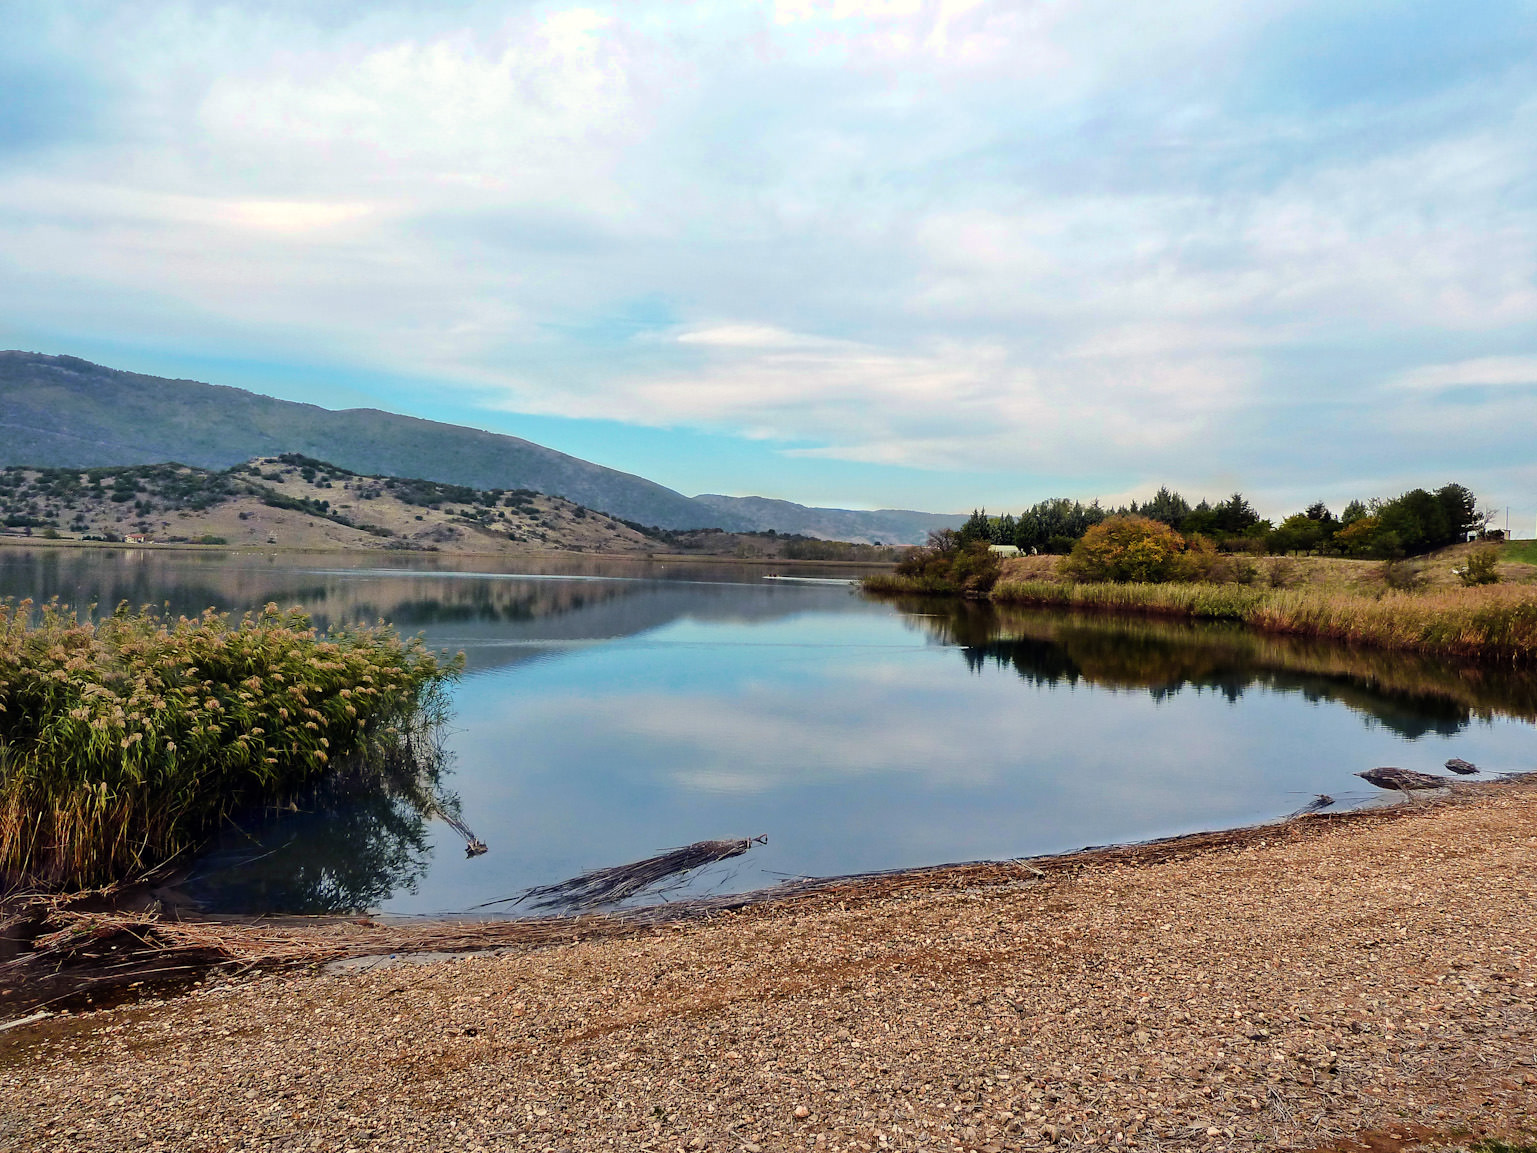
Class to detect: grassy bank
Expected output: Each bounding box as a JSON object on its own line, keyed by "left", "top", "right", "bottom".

{"left": 0, "top": 598, "right": 459, "bottom": 890}
{"left": 980, "top": 577, "right": 1537, "bottom": 662}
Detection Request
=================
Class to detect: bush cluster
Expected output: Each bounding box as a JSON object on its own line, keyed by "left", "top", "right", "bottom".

{"left": 957, "top": 482, "right": 1488, "bottom": 560}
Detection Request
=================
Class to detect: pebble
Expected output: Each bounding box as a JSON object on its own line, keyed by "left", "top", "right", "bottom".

{"left": 3, "top": 784, "right": 1534, "bottom": 1152}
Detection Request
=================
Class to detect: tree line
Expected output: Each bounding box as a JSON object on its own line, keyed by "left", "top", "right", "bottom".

{"left": 956, "top": 482, "right": 1490, "bottom": 560}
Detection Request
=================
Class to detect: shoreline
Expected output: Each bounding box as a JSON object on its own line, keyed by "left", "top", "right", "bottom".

{"left": 864, "top": 573, "right": 1537, "bottom": 665}
{"left": 3, "top": 779, "right": 1533, "bottom": 1151}
{"left": 0, "top": 535, "right": 898, "bottom": 570}
{"left": 1, "top": 780, "right": 1524, "bottom": 1011}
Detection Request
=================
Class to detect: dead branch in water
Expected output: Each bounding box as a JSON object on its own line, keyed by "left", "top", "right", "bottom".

{"left": 425, "top": 799, "right": 487, "bottom": 857}
{"left": 1290, "top": 794, "right": 1334, "bottom": 817}
{"left": 1357, "top": 767, "right": 1452, "bottom": 792}
{"left": 478, "top": 836, "right": 769, "bottom": 912}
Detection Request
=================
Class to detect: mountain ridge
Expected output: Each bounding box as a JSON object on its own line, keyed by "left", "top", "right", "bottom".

{"left": 0, "top": 351, "right": 960, "bottom": 543}
{"left": 692, "top": 494, "right": 962, "bottom": 546}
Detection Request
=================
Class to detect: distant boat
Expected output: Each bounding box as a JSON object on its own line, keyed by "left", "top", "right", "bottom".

{"left": 764, "top": 575, "right": 858, "bottom": 585}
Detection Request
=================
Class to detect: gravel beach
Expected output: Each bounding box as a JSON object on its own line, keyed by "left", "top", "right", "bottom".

{"left": 3, "top": 784, "right": 1534, "bottom": 1153}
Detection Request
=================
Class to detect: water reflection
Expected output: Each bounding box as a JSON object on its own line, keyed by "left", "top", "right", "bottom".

{"left": 0, "top": 547, "right": 867, "bottom": 667}
{"left": 183, "top": 776, "right": 435, "bottom": 914}
{"left": 3, "top": 548, "right": 1535, "bottom": 916}
{"left": 901, "top": 598, "right": 1537, "bottom": 740}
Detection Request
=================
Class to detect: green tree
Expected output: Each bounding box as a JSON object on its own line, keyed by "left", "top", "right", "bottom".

{"left": 1268, "top": 513, "right": 1326, "bottom": 555}
{"left": 1134, "top": 486, "right": 1192, "bottom": 527}
{"left": 958, "top": 508, "right": 995, "bottom": 545}
{"left": 1013, "top": 498, "right": 1105, "bottom": 553}
{"left": 1435, "top": 483, "right": 1480, "bottom": 544}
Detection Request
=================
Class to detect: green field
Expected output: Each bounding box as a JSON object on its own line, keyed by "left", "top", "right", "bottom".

{"left": 1504, "top": 539, "right": 1537, "bottom": 565}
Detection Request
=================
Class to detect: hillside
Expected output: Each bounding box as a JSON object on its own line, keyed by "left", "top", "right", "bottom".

{"left": 0, "top": 456, "right": 903, "bottom": 561}
{"left": 0, "top": 352, "right": 737, "bottom": 531}
{"left": 0, "top": 352, "right": 960, "bottom": 545}
{"left": 0, "top": 457, "right": 659, "bottom": 555}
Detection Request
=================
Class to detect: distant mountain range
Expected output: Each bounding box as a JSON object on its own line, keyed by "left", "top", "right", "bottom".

{"left": 0, "top": 352, "right": 961, "bottom": 544}
{"left": 692, "top": 494, "right": 963, "bottom": 546}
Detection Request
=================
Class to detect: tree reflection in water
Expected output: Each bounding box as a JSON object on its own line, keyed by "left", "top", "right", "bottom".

{"left": 182, "top": 749, "right": 457, "bottom": 915}
{"left": 896, "top": 598, "right": 1537, "bottom": 741}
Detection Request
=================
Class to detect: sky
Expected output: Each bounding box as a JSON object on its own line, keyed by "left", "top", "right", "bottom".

{"left": 2, "top": 1, "right": 1535, "bottom": 527}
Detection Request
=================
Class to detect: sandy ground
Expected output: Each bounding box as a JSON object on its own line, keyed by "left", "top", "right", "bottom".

{"left": 1, "top": 785, "right": 1534, "bottom": 1153}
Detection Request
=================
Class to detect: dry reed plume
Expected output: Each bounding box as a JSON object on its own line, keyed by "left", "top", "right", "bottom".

{"left": 0, "top": 598, "right": 459, "bottom": 890}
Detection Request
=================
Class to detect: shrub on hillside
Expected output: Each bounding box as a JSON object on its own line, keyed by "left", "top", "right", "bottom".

{"left": 1457, "top": 547, "right": 1501, "bottom": 587}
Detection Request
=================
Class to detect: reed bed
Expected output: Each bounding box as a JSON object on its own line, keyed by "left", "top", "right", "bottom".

{"left": 976, "top": 578, "right": 1537, "bottom": 662}
{"left": 861, "top": 571, "right": 959, "bottom": 596}
{"left": 0, "top": 598, "right": 459, "bottom": 890}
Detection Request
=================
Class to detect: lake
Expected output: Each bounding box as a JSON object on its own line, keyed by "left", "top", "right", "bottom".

{"left": 3, "top": 546, "right": 1533, "bottom": 916}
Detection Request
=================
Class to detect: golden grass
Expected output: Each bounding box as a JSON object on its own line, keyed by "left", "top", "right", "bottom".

{"left": 983, "top": 578, "right": 1537, "bottom": 662}
{"left": 0, "top": 599, "right": 459, "bottom": 890}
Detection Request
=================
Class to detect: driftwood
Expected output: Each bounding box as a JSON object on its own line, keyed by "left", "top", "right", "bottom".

{"left": 427, "top": 802, "right": 487, "bottom": 857}
{"left": 479, "top": 836, "right": 769, "bottom": 913}
{"left": 1291, "top": 794, "right": 1335, "bottom": 816}
{"left": 1444, "top": 758, "right": 1479, "bottom": 775}
{"left": 1357, "top": 767, "right": 1450, "bottom": 792}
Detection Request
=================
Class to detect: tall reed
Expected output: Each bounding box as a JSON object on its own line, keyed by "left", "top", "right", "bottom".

{"left": 0, "top": 598, "right": 460, "bottom": 890}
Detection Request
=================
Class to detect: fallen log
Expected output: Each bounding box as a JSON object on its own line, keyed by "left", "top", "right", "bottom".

{"left": 1291, "top": 794, "right": 1335, "bottom": 816}
{"left": 1357, "top": 767, "right": 1450, "bottom": 792}
{"left": 427, "top": 800, "right": 488, "bottom": 857}
{"left": 479, "top": 836, "right": 769, "bottom": 913}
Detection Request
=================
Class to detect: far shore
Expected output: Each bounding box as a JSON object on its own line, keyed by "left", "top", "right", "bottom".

{"left": 0, "top": 534, "right": 900, "bottom": 569}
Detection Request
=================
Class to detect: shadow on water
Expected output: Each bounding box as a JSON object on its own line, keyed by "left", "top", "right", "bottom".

{"left": 178, "top": 751, "right": 465, "bottom": 916}
{"left": 895, "top": 597, "right": 1537, "bottom": 740}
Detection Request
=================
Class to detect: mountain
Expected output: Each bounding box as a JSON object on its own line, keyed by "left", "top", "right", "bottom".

{"left": 0, "top": 352, "right": 742, "bottom": 531}
{"left": 0, "top": 351, "right": 959, "bottom": 542}
{"left": 691, "top": 494, "right": 962, "bottom": 546}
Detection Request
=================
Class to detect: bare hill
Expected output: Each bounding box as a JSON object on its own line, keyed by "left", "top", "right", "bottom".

{"left": 0, "top": 457, "right": 657, "bottom": 555}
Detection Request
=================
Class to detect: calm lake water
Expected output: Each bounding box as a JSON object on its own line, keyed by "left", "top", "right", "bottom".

{"left": 4, "top": 546, "right": 1534, "bottom": 916}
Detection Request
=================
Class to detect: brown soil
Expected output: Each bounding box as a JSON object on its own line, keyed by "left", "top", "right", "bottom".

{"left": 2, "top": 783, "right": 1534, "bottom": 1152}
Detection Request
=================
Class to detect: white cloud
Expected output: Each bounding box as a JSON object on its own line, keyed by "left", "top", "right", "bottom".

{"left": 2, "top": 1, "right": 1536, "bottom": 516}
{"left": 675, "top": 324, "right": 830, "bottom": 348}
{"left": 1389, "top": 355, "right": 1537, "bottom": 392}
